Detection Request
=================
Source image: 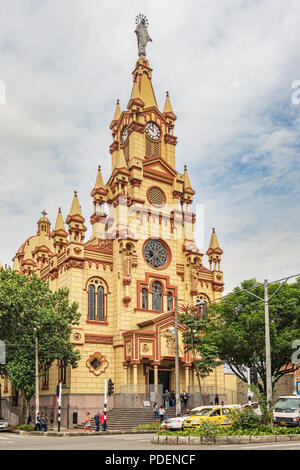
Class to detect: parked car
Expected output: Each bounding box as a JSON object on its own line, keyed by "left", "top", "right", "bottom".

{"left": 242, "top": 402, "right": 262, "bottom": 416}
{"left": 273, "top": 396, "right": 300, "bottom": 427}
{"left": 161, "top": 406, "right": 207, "bottom": 431}
{"left": 183, "top": 406, "right": 235, "bottom": 429}
{"left": 0, "top": 418, "right": 8, "bottom": 431}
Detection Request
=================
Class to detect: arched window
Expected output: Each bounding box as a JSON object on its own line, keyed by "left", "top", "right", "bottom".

{"left": 152, "top": 281, "right": 162, "bottom": 311}
{"left": 167, "top": 292, "right": 173, "bottom": 311}
{"left": 88, "top": 285, "right": 95, "bottom": 320}
{"left": 87, "top": 279, "right": 107, "bottom": 323}
{"left": 196, "top": 295, "right": 208, "bottom": 318}
{"left": 97, "top": 286, "right": 105, "bottom": 321}
{"left": 141, "top": 288, "right": 148, "bottom": 310}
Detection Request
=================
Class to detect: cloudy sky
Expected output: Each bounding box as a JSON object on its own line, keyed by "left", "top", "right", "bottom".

{"left": 0, "top": 0, "right": 299, "bottom": 293}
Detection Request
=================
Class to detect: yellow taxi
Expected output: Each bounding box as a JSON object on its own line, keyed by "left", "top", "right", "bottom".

{"left": 183, "top": 406, "right": 235, "bottom": 429}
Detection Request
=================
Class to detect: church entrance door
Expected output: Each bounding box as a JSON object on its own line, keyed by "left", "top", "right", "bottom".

{"left": 149, "top": 370, "right": 170, "bottom": 393}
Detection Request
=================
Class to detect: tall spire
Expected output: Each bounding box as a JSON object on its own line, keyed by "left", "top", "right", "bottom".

{"left": 128, "top": 57, "right": 157, "bottom": 110}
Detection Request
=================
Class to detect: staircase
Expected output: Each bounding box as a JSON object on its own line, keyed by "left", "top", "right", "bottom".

{"left": 76, "top": 407, "right": 177, "bottom": 431}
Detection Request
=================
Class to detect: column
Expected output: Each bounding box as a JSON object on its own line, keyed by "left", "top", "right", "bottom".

{"left": 185, "top": 366, "right": 190, "bottom": 391}
{"left": 154, "top": 365, "right": 158, "bottom": 393}
{"left": 133, "top": 364, "right": 138, "bottom": 393}
{"left": 123, "top": 364, "right": 128, "bottom": 387}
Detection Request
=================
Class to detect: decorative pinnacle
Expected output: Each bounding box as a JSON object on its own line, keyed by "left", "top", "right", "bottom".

{"left": 74, "top": 190, "right": 77, "bottom": 196}
{"left": 41, "top": 210, "right": 47, "bottom": 217}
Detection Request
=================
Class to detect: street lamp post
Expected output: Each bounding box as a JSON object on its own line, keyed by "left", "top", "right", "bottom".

{"left": 174, "top": 297, "right": 181, "bottom": 417}
{"left": 35, "top": 333, "right": 39, "bottom": 417}
{"left": 242, "top": 278, "right": 289, "bottom": 409}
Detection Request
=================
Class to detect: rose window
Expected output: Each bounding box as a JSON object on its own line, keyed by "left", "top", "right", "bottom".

{"left": 144, "top": 240, "right": 168, "bottom": 268}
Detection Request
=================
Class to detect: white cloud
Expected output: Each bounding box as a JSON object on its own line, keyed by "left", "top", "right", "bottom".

{"left": 0, "top": 0, "right": 299, "bottom": 294}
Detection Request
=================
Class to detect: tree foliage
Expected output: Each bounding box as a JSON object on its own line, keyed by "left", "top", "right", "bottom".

{"left": 0, "top": 268, "right": 81, "bottom": 422}
{"left": 203, "top": 278, "right": 300, "bottom": 398}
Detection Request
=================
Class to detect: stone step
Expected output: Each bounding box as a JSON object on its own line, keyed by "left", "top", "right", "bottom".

{"left": 76, "top": 408, "right": 177, "bottom": 430}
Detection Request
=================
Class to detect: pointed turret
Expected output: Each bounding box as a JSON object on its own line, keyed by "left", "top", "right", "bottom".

{"left": 51, "top": 208, "right": 68, "bottom": 254}
{"left": 110, "top": 99, "right": 121, "bottom": 130}
{"left": 163, "top": 91, "right": 177, "bottom": 121}
{"left": 22, "top": 240, "right": 36, "bottom": 274}
{"left": 182, "top": 165, "right": 195, "bottom": 210}
{"left": 90, "top": 166, "right": 108, "bottom": 234}
{"left": 66, "top": 191, "right": 87, "bottom": 243}
{"left": 206, "top": 228, "right": 223, "bottom": 271}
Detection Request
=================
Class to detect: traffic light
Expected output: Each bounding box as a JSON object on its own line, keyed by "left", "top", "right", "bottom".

{"left": 108, "top": 378, "right": 114, "bottom": 396}
{"left": 249, "top": 367, "right": 258, "bottom": 385}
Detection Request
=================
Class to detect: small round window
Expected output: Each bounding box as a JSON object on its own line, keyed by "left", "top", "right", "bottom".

{"left": 148, "top": 186, "right": 165, "bottom": 206}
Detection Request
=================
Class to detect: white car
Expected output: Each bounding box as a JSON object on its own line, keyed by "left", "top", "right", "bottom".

{"left": 242, "top": 402, "right": 262, "bottom": 416}
{"left": 0, "top": 418, "right": 8, "bottom": 431}
{"left": 161, "top": 407, "right": 207, "bottom": 431}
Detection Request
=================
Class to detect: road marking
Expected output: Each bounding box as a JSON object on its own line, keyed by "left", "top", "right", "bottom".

{"left": 238, "top": 442, "right": 300, "bottom": 450}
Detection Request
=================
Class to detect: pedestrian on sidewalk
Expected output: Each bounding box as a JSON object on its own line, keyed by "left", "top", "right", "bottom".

{"left": 100, "top": 411, "right": 107, "bottom": 431}
{"left": 94, "top": 411, "right": 100, "bottom": 432}
{"left": 41, "top": 414, "right": 48, "bottom": 432}
{"left": 39, "top": 413, "right": 45, "bottom": 432}
{"left": 84, "top": 412, "right": 92, "bottom": 432}
{"left": 34, "top": 412, "right": 41, "bottom": 431}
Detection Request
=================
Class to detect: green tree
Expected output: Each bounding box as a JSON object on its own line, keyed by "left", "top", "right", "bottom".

{"left": 205, "top": 278, "right": 300, "bottom": 400}
{"left": 180, "top": 307, "right": 221, "bottom": 405}
{"left": 0, "top": 268, "right": 81, "bottom": 423}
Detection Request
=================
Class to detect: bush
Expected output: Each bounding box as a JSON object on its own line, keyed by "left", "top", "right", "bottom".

{"left": 197, "top": 421, "right": 221, "bottom": 438}
{"left": 231, "top": 408, "right": 261, "bottom": 431}
{"left": 12, "top": 425, "right": 35, "bottom": 431}
{"left": 133, "top": 422, "right": 161, "bottom": 431}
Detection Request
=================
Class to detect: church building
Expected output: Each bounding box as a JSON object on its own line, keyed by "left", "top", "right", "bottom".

{"left": 3, "top": 19, "right": 238, "bottom": 426}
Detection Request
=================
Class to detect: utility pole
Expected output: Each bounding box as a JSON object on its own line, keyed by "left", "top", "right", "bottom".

{"left": 57, "top": 382, "right": 62, "bottom": 432}
{"left": 174, "top": 297, "right": 181, "bottom": 416}
{"left": 264, "top": 279, "right": 272, "bottom": 409}
{"left": 104, "top": 379, "right": 107, "bottom": 431}
{"left": 242, "top": 277, "right": 289, "bottom": 410}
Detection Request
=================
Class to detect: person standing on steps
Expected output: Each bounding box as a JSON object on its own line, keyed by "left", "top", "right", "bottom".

{"left": 159, "top": 406, "right": 165, "bottom": 422}
{"left": 94, "top": 411, "right": 100, "bottom": 432}
{"left": 84, "top": 412, "right": 92, "bottom": 432}
{"left": 153, "top": 402, "right": 159, "bottom": 420}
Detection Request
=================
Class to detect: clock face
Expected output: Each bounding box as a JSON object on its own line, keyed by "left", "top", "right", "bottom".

{"left": 121, "top": 125, "right": 128, "bottom": 144}
{"left": 144, "top": 239, "right": 168, "bottom": 268}
{"left": 145, "top": 122, "right": 161, "bottom": 140}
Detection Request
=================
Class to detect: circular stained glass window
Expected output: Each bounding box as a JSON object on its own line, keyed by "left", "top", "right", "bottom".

{"left": 144, "top": 240, "right": 168, "bottom": 268}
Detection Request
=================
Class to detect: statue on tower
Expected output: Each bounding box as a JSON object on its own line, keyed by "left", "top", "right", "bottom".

{"left": 135, "top": 13, "right": 152, "bottom": 57}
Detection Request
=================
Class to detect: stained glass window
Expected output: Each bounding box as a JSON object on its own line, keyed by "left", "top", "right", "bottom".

{"left": 144, "top": 240, "right": 168, "bottom": 268}
{"left": 152, "top": 281, "right": 163, "bottom": 311}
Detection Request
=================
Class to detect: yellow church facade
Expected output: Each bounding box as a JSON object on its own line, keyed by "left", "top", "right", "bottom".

{"left": 3, "top": 53, "right": 238, "bottom": 425}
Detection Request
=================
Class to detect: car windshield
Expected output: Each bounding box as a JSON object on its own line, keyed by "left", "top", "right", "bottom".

{"left": 274, "top": 398, "right": 300, "bottom": 413}
{"left": 195, "top": 408, "right": 213, "bottom": 416}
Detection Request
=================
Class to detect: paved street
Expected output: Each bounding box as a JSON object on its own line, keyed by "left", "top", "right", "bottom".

{"left": 0, "top": 432, "right": 300, "bottom": 451}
